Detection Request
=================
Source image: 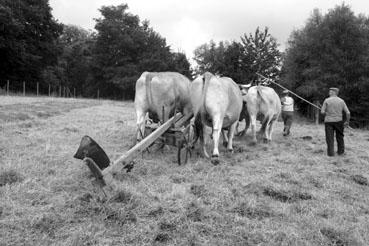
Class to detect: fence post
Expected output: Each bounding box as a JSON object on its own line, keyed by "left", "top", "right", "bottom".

{"left": 48, "top": 84, "right": 51, "bottom": 97}
{"left": 6, "top": 80, "right": 9, "bottom": 96}
{"left": 23, "top": 81, "right": 25, "bottom": 96}
{"left": 37, "top": 82, "right": 39, "bottom": 97}
{"left": 97, "top": 89, "right": 100, "bottom": 100}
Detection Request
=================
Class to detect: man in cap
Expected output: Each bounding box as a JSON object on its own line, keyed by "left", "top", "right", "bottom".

{"left": 281, "top": 89, "right": 294, "bottom": 136}
{"left": 321, "top": 87, "right": 350, "bottom": 156}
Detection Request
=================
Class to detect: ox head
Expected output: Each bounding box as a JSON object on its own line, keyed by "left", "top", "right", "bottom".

{"left": 238, "top": 83, "right": 252, "bottom": 96}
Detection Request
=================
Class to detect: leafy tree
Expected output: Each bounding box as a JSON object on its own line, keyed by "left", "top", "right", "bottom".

{"left": 92, "top": 4, "right": 191, "bottom": 99}
{"left": 193, "top": 40, "right": 228, "bottom": 76}
{"left": 0, "top": 0, "right": 62, "bottom": 90}
{"left": 40, "top": 24, "right": 95, "bottom": 96}
{"left": 169, "top": 52, "right": 192, "bottom": 78}
{"left": 240, "top": 27, "right": 282, "bottom": 83}
{"left": 193, "top": 27, "right": 282, "bottom": 84}
{"left": 282, "top": 4, "right": 369, "bottom": 126}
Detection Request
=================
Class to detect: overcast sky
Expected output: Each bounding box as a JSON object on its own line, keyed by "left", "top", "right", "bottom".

{"left": 49, "top": 0, "right": 369, "bottom": 61}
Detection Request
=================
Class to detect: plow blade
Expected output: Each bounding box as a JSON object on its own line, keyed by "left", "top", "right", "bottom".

{"left": 74, "top": 113, "right": 185, "bottom": 188}
{"left": 74, "top": 135, "right": 110, "bottom": 170}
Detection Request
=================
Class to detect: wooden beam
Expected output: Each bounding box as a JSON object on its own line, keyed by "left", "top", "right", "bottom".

{"left": 102, "top": 113, "right": 183, "bottom": 178}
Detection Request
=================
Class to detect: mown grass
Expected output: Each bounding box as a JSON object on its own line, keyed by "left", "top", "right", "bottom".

{"left": 0, "top": 95, "right": 368, "bottom": 245}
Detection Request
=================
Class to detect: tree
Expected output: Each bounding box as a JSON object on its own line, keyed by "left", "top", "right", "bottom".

{"left": 282, "top": 4, "right": 369, "bottom": 126}
{"left": 240, "top": 27, "right": 282, "bottom": 83}
{"left": 0, "top": 0, "right": 62, "bottom": 90}
{"left": 193, "top": 27, "right": 282, "bottom": 84}
{"left": 92, "top": 4, "right": 191, "bottom": 99}
{"left": 193, "top": 40, "right": 228, "bottom": 76}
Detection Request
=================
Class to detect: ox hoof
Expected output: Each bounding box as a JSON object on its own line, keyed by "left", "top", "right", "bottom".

{"left": 227, "top": 149, "right": 234, "bottom": 153}
{"left": 211, "top": 155, "right": 219, "bottom": 165}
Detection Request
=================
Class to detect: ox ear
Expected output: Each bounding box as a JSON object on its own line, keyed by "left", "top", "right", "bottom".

{"left": 238, "top": 83, "right": 252, "bottom": 95}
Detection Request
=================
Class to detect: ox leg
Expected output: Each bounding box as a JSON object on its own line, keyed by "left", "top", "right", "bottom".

{"left": 201, "top": 124, "right": 210, "bottom": 158}
{"left": 222, "top": 129, "right": 229, "bottom": 148}
{"left": 227, "top": 122, "right": 237, "bottom": 152}
{"left": 267, "top": 115, "right": 277, "bottom": 142}
{"left": 136, "top": 110, "right": 146, "bottom": 144}
{"left": 211, "top": 117, "right": 222, "bottom": 158}
{"left": 250, "top": 115, "right": 257, "bottom": 144}
{"left": 260, "top": 116, "right": 270, "bottom": 143}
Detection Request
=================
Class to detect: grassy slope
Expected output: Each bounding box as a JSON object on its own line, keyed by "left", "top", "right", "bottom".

{"left": 0, "top": 96, "right": 368, "bottom": 246}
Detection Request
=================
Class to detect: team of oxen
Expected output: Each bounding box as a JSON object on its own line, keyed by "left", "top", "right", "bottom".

{"left": 134, "top": 71, "right": 281, "bottom": 163}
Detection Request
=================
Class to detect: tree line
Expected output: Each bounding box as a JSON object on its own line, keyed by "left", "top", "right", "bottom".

{"left": 1, "top": 2, "right": 369, "bottom": 125}
{"left": 192, "top": 4, "right": 369, "bottom": 127}
{"left": 0, "top": 1, "right": 191, "bottom": 99}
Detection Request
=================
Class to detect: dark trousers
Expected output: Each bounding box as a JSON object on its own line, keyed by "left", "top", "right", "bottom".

{"left": 282, "top": 111, "right": 293, "bottom": 135}
{"left": 325, "top": 121, "right": 344, "bottom": 156}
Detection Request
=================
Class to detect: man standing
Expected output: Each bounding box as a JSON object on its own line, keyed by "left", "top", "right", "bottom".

{"left": 321, "top": 87, "right": 350, "bottom": 156}
{"left": 281, "top": 90, "right": 294, "bottom": 136}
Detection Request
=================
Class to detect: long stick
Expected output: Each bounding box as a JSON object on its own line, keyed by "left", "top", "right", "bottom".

{"left": 256, "top": 72, "right": 355, "bottom": 129}
{"left": 102, "top": 113, "right": 183, "bottom": 176}
{"left": 256, "top": 73, "right": 321, "bottom": 110}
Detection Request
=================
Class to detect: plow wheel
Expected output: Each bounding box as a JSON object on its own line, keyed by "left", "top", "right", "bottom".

{"left": 177, "top": 123, "right": 195, "bottom": 165}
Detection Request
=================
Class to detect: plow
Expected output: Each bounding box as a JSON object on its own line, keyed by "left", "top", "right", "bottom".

{"left": 73, "top": 112, "right": 195, "bottom": 195}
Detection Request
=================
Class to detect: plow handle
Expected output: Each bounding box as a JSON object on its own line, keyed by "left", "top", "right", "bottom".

{"left": 102, "top": 112, "right": 184, "bottom": 177}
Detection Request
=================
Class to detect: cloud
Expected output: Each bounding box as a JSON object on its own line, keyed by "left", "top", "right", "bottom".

{"left": 49, "top": 0, "right": 369, "bottom": 58}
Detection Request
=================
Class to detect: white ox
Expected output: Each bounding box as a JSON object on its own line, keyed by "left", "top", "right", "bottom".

{"left": 191, "top": 72, "right": 243, "bottom": 161}
{"left": 239, "top": 85, "right": 281, "bottom": 143}
{"left": 134, "top": 72, "right": 192, "bottom": 142}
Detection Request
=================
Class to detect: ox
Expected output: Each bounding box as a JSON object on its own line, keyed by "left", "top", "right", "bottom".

{"left": 191, "top": 72, "right": 243, "bottom": 161}
{"left": 239, "top": 85, "right": 281, "bottom": 143}
{"left": 134, "top": 72, "right": 192, "bottom": 142}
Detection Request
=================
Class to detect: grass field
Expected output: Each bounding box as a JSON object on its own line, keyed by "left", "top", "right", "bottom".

{"left": 1, "top": 96, "right": 369, "bottom": 245}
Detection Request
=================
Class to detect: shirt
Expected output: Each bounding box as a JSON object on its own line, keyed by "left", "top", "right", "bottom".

{"left": 281, "top": 96, "right": 294, "bottom": 112}
{"left": 321, "top": 96, "right": 350, "bottom": 122}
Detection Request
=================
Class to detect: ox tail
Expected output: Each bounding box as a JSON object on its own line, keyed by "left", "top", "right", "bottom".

{"left": 201, "top": 72, "right": 213, "bottom": 114}
{"left": 256, "top": 86, "right": 268, "bottom": 104}
{"left": 145, "top": 72, "right": 155, "bottom": 109}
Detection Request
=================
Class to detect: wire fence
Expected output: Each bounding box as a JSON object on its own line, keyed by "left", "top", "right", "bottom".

{"left": 0, "top": 80, "right": 101, "bottom": 99}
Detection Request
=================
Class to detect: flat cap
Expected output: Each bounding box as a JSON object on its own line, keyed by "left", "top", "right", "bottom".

{"left": 329, "top": 87, "right": 339, "bottom": 93}
{"left": 282, "top": 89, "right": 289, "bottom": 94}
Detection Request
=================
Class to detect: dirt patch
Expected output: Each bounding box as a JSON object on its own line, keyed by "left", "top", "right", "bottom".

{"left": 109, "top": 190, "right": 133, "bottom": 203}
{"left": 320, "top": 227, "right": 361, "bottom": 246}
{"left": 171, "top": 174, "right": 187, "bottom": 184}
{"left": 154, "top": 232, "right": 171, "bottom": 243}
{"left": 190, "top": 184, "right": 206, "bottom": 197}
{"left": 232, "top": 202, "right": 277, "bottom": 220}
{"left": 186, "top": 201, "right": 205, "bottom": 222}
{"left": 351, "top": 174, "right": 368, "bottom": 186}
{"left": 103, "top": 206, "right": 137, "bottom": 225}
{"left": 263, "top": 186, "right": 313, "bottom": 203}
{"left": 0, "top": 170, "right": 24, "bottom": 186}
{"left": 159, "top": 220, "right": 177, "bottom": 231}
{"left": 31, "top": 213, "right": 63, "bottom": 237}
{"left": 147, "top": 206, "right": 164, "bottom": 218}
{"left": 301, "top": 136, "right": 313, "bottom": 140}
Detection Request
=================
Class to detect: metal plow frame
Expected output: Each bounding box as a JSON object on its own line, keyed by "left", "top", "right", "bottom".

{"left": 74, "top": 113, "right": 193, "bottom": 195}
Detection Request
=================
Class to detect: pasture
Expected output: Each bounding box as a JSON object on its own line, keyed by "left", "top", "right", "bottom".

{"left": 1, "top": 96, "right": 369, "bottom": 245}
